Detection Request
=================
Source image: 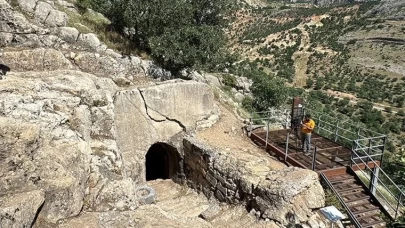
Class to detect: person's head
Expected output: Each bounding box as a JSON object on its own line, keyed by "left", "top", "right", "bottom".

{"left": 304, "top": 114, "right": 311, "bottom": 120}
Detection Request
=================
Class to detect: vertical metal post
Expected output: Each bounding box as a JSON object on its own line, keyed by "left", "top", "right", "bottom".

{"left": 285, "top": 133, "right": 290, "bottom": 161}
{"left": 312, "top": 147, "right": 317, "bottom": 171}
{"left": 265, "top": 120, "right": 270, "bottom": 148}
{"left": 369, "top": 166, "right": 379, "bottom": 196}
{"left": 367, "top": 138, "right": 372, "bottom": 164}
{"left": 394, "top": 191, "right": 403, "bottom": 220}
{"left": 356, "top": 122, "right": 361, "bottom": 141}
{"left": 350, "top": 140, "right": 356, "bottom": 167}
{"left": 318, "top": 115, "right": 322, "bottom": 134}
{"left": 285, "top": 111, "right": 289, "bottom": 129}
{"left": 334, "top": 121, "right": 339, "bottom": 142}
{"left": 380, "top": 136, "right": 386, "bottom": 168}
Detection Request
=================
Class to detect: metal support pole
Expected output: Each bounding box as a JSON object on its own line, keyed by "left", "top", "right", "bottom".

{"left": 285, "top": 133, "right": 290, "bottom": 161}
{"left": 285, "top": 111, "right": 289, "bottom": 129}
{"left": 356, "top": 122, "right": 360, "bottom": 141}
{"left": 334, "top": 121, "right": 339, "bottom": 142}
{"left": 312, "top": 147, "right": 317, "bottom": 171}
{"left": 369, "top": 166, "right": 379, "bottom": 196}
{"left": 367, "top": 138, "right": 372, "bottom": 164}
{"left": 380, "top": 137, "right": 386, "bottom": 168}
{"left": 318, "top": 115, "right": 322, "bottom": 134}
{"left": 350, "top": 141, "right": 356, "bottom": 167}
{"left": 265, "top": 120, "right": 270, "bottom": 148}
{"left": 394, "top": 192, "right": 403, "bottom": 219}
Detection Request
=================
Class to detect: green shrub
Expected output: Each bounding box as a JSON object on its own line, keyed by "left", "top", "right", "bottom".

{"left": 222, "top": 74, "right": 237, "bottom": 88}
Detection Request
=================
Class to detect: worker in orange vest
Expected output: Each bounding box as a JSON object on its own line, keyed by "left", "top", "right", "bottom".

{"left": 301, "top": 114, "right": 315, "bottom": 155}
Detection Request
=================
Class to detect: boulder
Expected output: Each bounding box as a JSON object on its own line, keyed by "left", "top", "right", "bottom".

{"left": 236, "top": 76, "right": 253, "bottom": 92}
{"left": 0, "top": 190, "right": 45, "bottom": 228}
{"left": 257, "top": 168, "right": 325, "bottom": 224}
{"left": 34, "top": 1, "right": 68, "bottom": 27}
{"left": 72, "top": 52, "right": 146, "bottom": 81}
{"left": 17, "top": 0, "right": 37, "bottom": 13}
{"left": 58, "top": 27, "right": 80, "bottom": 43}
{"left": 1, "top": 48, "right": 74, "bottom": 72}
{"left": 204, "top": 74, "right": 222, "bottom": 87}
{"left": 77, "top": 33, "right": 101, "bottom": 50}
{"left": 33, "top": 142, "right": 91, "bottom": 224}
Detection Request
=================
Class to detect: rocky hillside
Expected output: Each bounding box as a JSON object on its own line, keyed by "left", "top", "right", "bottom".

{"left": 227, "top": 0, "right": 405, "bottom": 151}
{"left": 0, "top": 0, "right": 333, "bottom": 227}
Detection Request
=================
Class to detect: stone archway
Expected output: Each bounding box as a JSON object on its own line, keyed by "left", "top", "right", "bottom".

{"left": 145, "top": 143, "right": 180, "bottom": 181}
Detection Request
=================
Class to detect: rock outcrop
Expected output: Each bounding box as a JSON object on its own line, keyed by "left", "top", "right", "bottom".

{"left": 0, "top": 0, "right": 329, "bottom": 226}
{"left": 114, "top": 80, "right": 219, "bottom": 181}
{"left": 183, "top": 137, "right": 326, "bottom": 227}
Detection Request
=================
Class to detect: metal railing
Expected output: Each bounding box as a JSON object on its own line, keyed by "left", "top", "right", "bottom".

{"left": 351, "top": 142, "right": 405, "bottom": 220}
{"left": 247, "top": 106, "right": 404, "bottom": 222}
{"left": 320, "top": 172, "right": 363, "bottom": 228}
{"left": 305, "top": 108, "right": 387, "bottom": 164}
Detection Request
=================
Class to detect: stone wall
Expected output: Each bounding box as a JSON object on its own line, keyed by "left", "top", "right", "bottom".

{"left": 183, "top": 136, "right": 326, "bottom": 226}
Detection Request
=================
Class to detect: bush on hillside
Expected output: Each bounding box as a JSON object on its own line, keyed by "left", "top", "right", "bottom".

{"left": 77, "top": 0, "right": 233, "bottom": 73}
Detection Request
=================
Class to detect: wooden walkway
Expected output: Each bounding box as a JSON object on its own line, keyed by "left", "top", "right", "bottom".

{"left": 250, "top": 129, "right": 387, "bottom": 228}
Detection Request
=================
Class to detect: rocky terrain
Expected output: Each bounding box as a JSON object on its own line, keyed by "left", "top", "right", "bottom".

{"left": 0, "top": 0, "right": 333, "bottom": 227}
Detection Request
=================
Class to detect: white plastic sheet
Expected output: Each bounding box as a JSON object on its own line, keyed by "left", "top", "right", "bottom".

{"left": 320, "top": 206, "right": 345, "bottom": 222}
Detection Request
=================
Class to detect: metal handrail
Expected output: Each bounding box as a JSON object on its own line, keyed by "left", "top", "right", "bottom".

{"left": 320, "top": 173, "right": 363, "bottom": 228}
{"left": 353, "top": 143, "right": 404, "bottom": 194}
{"left": 351, "top": 161, "right": 399, "bottom": 216}
{"left": 306, "top": 108, "right": 385, "bottom": 138}
{"left": 351, "top": 149, "right": 405, "bottom": 219}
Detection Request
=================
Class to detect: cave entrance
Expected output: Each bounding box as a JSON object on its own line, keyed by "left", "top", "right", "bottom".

{"left": 145, "top": 143, "right": 180, "bottom": 181}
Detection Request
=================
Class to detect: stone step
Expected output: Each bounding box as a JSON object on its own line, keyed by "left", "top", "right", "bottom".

{"left": 147, "top": 180, "right": 277, "bottom": 227}
{"left": 148, "top": 179, "right": 211, "bottom": 218}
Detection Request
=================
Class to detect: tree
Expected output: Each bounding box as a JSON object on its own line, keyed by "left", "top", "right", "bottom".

{"left": 79, "top": 0, "right": 232, "bottom": 72}
{"left": 250, "top": 76, "right": 288, "bottom": 111}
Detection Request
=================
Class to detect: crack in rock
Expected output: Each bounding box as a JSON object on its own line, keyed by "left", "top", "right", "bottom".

{"left": 138, "top": 88, "right": 187, "bottom": 131}
{"left": 119, "top": 91, "right": 158, "bottom": 132}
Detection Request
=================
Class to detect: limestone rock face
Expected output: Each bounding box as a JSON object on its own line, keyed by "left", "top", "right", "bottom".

{"left": 258, "top": 168, "right": 325, "bottom": 224}
{"left": 0, "top": 190, "right": 45, "bottom": 228}
{"left": 1, "top": 48, "right": 74, "bottom": 72}
{"left": 141, "top": 81, "right": 218, "bottom": 129}
{"left": 114, "top": 80, "right": 220, "bottom": 181}
{"left": 34, "top": 1, "right": 68, "bottom": 27}
{"left": 0, "top": 70, "right": 118, "bottom": 225}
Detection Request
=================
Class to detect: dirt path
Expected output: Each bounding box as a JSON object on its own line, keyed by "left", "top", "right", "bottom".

{"left": 196, "top": 104, "right": 286, "bottom": 172}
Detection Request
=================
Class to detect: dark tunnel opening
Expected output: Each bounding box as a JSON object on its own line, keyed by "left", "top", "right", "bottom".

{"left": 145, "top": 143, "right": 180, "bottom": 181}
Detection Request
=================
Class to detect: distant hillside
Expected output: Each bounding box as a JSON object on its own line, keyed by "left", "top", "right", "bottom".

{"left": 228, "top": 0, "right": 405, "bottom": 152}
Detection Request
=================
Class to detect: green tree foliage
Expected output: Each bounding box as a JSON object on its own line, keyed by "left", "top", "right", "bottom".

{"left": 250, "top": 76, "right": 288, "bottom": 111}
{"left": 77, "top": 0, "right": 232, "bottom": 72}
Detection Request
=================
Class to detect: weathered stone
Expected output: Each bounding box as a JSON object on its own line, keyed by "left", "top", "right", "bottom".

{"left": 58, "top": 27, "right": 79, "bottom": 43}
{"left": 0, "top": 190, "right": 45, "bottom": 228}
{"left": 204, "top": 74, "right": 221, "bottom": 87}
{"left": 205, "top": 172, "right": 218, "bottom": 187}
{"left": 1, "top": 48, "right": 74, "bottom": 72}
{"left": 34, "top": 2, "right": 68, "bottom": 27}
{"left": 215, "top": 189, "right": 226, "bottom": 202}
{"left": 73, "top": 52, "right": 146, "bottom": 81}
{"left": 77, "top": 33, "right": 101, "bottom": 50}
{"left": 141, "top": 80, "right": 219, "bottom": 130}
{"left": 34, "top": 142, "right": 90, "bottom": 224}
{"left": 199, "top": 204, "right": 221, "bottom": 221}
{"left": 183, "top": 137, "right": 325, "bottom": 226}
{"left": 17, "top": 0, "right": 37, "bottom": 13}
